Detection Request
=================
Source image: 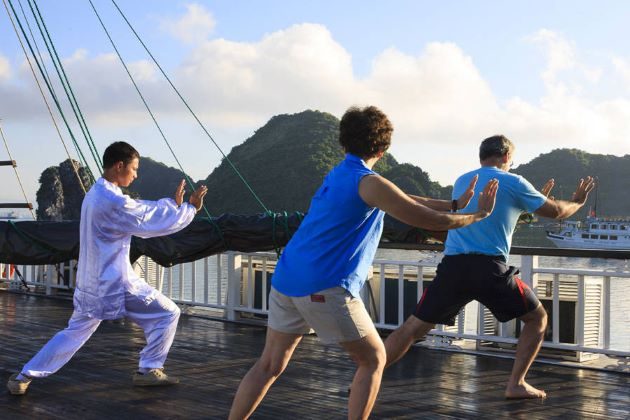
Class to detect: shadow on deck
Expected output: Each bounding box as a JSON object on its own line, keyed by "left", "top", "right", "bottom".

{"left": 0, "top": 292, "right": 628, "bottom": 419}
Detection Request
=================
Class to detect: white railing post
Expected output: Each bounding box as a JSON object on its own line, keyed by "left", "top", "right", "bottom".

{"left": 262, "top": 258, "right": 268, "bottom": 312}
{"left": 191, "top": 261, "right": 197, "bottom": 303}
{"left": 216, "top": 254, "right": 222, "bottom": 306}
{"left": 520, "top": 255, "right": 539, "bottom": 290}
{"left": 378, "top": 263, "right": 385, "bottom": 325}
{"left": 576, "top": 275, "right": 585, "bottom": 348}
{"left": 178, "top": 264, "right": 184, "bottom": 301}
{"left": 226, "top": 252, "right": 242, "bottom": 321}
{"left": 246, "top": 256, "right": 254, "bottom": 309}
{"left": 46, "top": 264, "right": 53, "bottom": 295}
{"left": 552, "top": 273, "right": 560, "bottom": 343}
{"left": 602, "top": 276, "right": 611, "bottom": 349}
{"left": 70, "top": 260, "right": 76, "bottom": 289}
{"left": 203, "top": 257, "right": 209, "bottom": 305}
{"left": 397, "top": 265, "right": 404, "bottom": 326}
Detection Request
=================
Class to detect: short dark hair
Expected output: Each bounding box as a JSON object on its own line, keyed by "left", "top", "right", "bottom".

{"left": 339, "top": 106, "right": 393, "bottom": 159}
{"left": 479, "top": 135, "right": 514, "bottom": 160}
{"left": 102, "top": 141, "right": 140, "bottom": 168}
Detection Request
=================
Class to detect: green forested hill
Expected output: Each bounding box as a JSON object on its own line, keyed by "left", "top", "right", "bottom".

{"left": 128, "top": 157, "right": 190, "bottom": 201}
{"left": 513, "top": 149, "right": 630, "bottom": 219}
{"left": 40, "top": 115, "right": 627, "bottom": 221}
{"left": 197, "top": 110, "right": 448, "bottom": 215}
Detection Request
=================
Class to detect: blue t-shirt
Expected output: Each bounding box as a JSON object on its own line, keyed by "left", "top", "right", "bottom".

{"left": 272, "top": 154, "right": 385, "bottom": 298}
{"left": 445, "top": 166, "right": 547, "bottom": 259}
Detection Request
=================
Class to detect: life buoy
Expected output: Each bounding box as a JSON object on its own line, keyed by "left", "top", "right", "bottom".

{"left": 2, "top": 264, "right": 15, "bottom": 278}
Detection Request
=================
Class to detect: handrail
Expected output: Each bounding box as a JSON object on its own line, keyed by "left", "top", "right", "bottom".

{"left": 379, "top": 242, "right": 630, "bottom": 260}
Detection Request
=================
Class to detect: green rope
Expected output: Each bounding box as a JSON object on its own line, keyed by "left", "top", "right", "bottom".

{"left": 7, "top": 0, "right": 96, "bottom": 184}
{"left": 281, "top": 211, "right": 290, "bottom": 238}
{"left": 268, "top": 211, "right": 281, "bottom": 258}
{"left": 16, "top": 0, "right": 56, "bottom": 99}
{"left": 27, "top": 0, "right": 103, "bottom": 173}
{"left": 109, "top": 0, "right": 270, "bottom": 214}
{"left": 87, "top": 0, "right": 225, "bottom": 243}
{"left": 267, "top": 211, "right": 301, "bottom": 258}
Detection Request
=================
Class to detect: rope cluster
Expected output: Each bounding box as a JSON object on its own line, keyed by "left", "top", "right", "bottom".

{"left": 2, "top": 0, "right": 278, "bottom": 251}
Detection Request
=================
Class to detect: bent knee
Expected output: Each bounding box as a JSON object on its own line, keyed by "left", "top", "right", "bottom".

{"left": 350, "top": 341, "right": 386, "bottom": 370}
{"left": 256, "top": 357, "right": 288, "bottom": 378}
{"left": 522, "top": 305, "right": 547, "bottom": 330}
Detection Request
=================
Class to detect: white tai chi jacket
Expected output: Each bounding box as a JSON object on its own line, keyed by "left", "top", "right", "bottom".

{"left": 73, "top": 178, "right": 196, "bottom": 320}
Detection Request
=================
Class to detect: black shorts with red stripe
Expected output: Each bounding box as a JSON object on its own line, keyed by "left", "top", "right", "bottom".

{"left": 414, "top": 254, "right": 540, "bottom": 325}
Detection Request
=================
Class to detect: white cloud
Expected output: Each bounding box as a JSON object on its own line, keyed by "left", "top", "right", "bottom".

{"left": 160, "top": 3, "right": 216, "bottom": 44}
{"left": 175, "top": 23, "right": 355, "bottom": 122}
{"left": 525, "top": 29, "right": 602, "bottom": 92}
{"left": 612, "top": 56, "right": 630, "bottom": 93}
{"left": 0, "top": 55, "right": 10, "bottom": 81}
{"left": 1, "top": 25, "right": 629, "bottom": 188}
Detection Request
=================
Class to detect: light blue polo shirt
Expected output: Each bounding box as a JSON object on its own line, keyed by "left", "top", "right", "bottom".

{"left": 445, "top": 166, "right": 547, "bottom": 259}
{"left": 272, "top": 154, "right": 385, "bottom": 298}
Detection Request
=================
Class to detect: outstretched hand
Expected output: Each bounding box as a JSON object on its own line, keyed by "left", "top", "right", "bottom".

{"left": 457, "top": 174, "right": 478, "bottom": 210}
{"left": 571, "top": 176, "right": 595, "bottom": 205}
{"left": 477, "top": 179, "right": 499, "bottom": 217}
{"left": 540, "top": 178, "right": 555, "bottom": 200}
{"left": 174, "top": 179, "right": 186, "bottom": 206}
{"left": 189, "top": 185, "right": 209, "bottom": 212}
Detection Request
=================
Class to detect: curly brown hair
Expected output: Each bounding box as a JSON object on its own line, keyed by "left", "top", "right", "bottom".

{"left": 339, "top": 106, "right": 393, "bottom": 159}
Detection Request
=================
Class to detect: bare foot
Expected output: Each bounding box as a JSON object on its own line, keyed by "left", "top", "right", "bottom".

{"left": 505, "top": 382, "right": 547, "bottom": 399}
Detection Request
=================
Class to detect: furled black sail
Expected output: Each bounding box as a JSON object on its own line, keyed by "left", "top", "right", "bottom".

{"left": 0, "top": 214, "right": 436, "bottom": 266}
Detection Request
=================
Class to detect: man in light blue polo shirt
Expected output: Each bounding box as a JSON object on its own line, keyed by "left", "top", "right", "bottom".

{"left": 384, "top": 135, "right": 594, "bottom": 400}
{"left": 229, "top": 107, "right": 499, "bottom": 419}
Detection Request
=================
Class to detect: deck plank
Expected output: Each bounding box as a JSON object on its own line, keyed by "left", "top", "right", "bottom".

{"left": 0, "top": 292, "right": 628, "bottom": 419}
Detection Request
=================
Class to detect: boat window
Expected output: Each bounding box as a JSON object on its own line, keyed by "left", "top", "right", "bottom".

{"left": 591, "top": 224, "right": 598, "bottom": 229}
{"left": 600, "top": 224, "right": 607, "bottom": 229}
{"left": 610, "top": 235, "right": 618, "bottom": 240}
{"left": 590, "top": 234, "right": 598, "bottom": 239}
{"left": 621, "top": 226, "right": 628, "bottom": 231}
{"left": 600, "top": 235, "right": 608, "bottom": 240}
{"left": 610, "top": 225, "right": 617, "bottom": 230}
{"left": 582, "top": 234, "right": 589, "bottom": 239}
{"left": 564, "top": 232, "right": 572, "bottom": 237}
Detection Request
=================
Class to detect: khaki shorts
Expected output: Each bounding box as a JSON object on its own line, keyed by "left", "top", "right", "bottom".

{"left": 268, "top": 286, "right": 377, "bottom": 345}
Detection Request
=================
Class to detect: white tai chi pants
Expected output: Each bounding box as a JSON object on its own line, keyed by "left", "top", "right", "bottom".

{"left": 21, "top": 291, "right": 181, "bottom": 378}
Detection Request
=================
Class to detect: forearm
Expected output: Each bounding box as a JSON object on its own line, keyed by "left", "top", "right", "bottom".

{"left": 411, "top": 209, "right": 486, "bottom": 231}
{"left": 409, "top": 195, "right": 451, "bottom": 212}
{"left": 553, "top": 200, "right": 584, "bottom": 219}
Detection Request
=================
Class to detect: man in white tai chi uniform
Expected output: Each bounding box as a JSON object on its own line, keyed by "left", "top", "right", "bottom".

{"left": 7, "top": 141, "right": 208, "bottom": 395}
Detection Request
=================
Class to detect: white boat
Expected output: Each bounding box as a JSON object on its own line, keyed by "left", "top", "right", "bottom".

{"left": 546, "top": 216, "right": 630, "bottom": 249}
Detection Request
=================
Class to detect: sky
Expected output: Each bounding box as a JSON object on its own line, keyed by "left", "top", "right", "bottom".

{"left": 1, "top": 0, "right": 630, "bottom": 215}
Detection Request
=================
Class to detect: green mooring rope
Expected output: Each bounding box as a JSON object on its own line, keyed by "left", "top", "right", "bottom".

{"left": 7, "top": 0, "right": 96, "bottom": 184}
{"left": 28, "top": 0, "right": 103, "bottom": 173}
{"left": 109, "top": 0, "right": 270, "bottom": 214}
{"left": 87, "top": 0, "right": 226, "bottom": 244}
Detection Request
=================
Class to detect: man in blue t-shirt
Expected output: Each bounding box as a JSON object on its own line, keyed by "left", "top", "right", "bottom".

{"left": 230, "top": 107, "right": 499, "bottom": 419}
{"left": 385, "top": 135, "right": 594, "bottom": 399}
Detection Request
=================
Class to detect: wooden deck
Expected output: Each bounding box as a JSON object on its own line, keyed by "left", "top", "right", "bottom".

{"left": 0, "top": 292, "right": 628, "bottom": 419}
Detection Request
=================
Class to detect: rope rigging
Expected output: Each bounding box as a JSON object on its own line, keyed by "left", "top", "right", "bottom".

{"left": 15, "top": 0, "right": 57, "bottom": 100}
{"left": 26, "top": 0, "right": 103, "bottom": 173}
{"left": 5, "top": 0, "right": 97, "bottom": 185}
{"left": 87, "top": 0, "right": 228, "bottom": 244}
{"left": 0, "top": 122, "right": 36, "bottom": 219}
{"left": 9, "top": 0, "right": 96, "bottom": 183}
{"left": 108, "top": 0, "right": 270, "bottom": 214}
{"left": 2, "top": 0, "right": 89, "bottom": 194}
{"left": 2, "top": 1, "right": 298, "bottom": 253}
